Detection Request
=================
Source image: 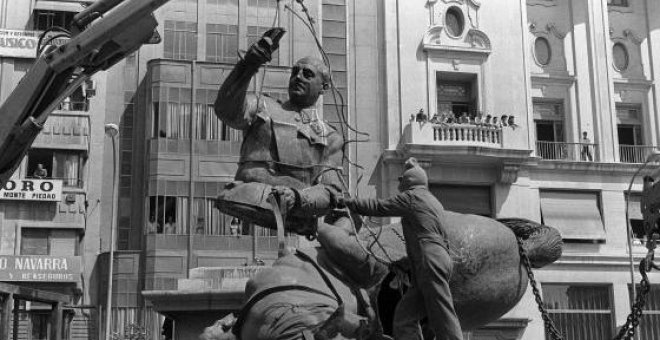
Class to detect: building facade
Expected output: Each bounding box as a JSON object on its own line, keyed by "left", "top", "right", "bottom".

{"left": 3, "top": 0, "right": 660, "bottom": 339}
{"left": 0, "top": 0, "right": 110, "bottom": 339}
{"left": 381, "top": 0, "right": 660, "bottom": 339}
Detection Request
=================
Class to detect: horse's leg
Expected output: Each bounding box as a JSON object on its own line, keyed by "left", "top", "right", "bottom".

{"left": 316, "top": 217, "right": 389, "bottom": 289}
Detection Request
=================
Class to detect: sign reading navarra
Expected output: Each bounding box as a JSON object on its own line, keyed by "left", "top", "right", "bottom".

{"left": 0, "top": 255, "right": 81, "bottom": 282}
{"left": 0, "top": 179, "right": 63, "bottom": 201}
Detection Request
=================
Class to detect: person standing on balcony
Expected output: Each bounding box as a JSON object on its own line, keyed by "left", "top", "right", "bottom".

{"left": 146, "top": 215, "right": 158, "bottom": 234}
{"left": 581, "top": 131, "right": 593, "bottom": 161}
{"left": 33, "top": 163, "right": 48, "bottom": 179}
{"left": 340, "top": 157, "right": 463, "bottom": 340}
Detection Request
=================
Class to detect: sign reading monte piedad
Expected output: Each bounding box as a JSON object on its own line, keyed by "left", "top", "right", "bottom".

{"left": 0, "top": 179, "right": 63, "bottom": 201}
{"left": 0, "top": 255, "right": 81, "bottom": 282}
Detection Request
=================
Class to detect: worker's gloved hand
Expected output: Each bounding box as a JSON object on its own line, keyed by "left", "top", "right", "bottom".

{"left": 271, "top": 186, "right": 298, "bottom": 216}
{"left": 244, "top": 27, "right": 287, "bottom": 66}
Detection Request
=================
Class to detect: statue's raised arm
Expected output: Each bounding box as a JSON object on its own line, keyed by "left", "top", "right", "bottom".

{"left": 214, "top": 28, "right": 286, "bottom": 130}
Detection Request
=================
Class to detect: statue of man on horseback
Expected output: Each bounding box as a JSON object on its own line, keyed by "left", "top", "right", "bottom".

{"left": 210, "top": 28, "right": 563, "bottom": 340}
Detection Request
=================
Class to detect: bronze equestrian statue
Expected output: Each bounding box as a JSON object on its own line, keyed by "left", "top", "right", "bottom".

{"left": 208, "top": 28, "right": 563, "bottom": 339}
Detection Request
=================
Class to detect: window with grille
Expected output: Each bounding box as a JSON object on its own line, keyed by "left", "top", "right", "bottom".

{"left": 163, "top": 20, "right": 198, "bottom": 60}
{"left": 21, "top": 228, "right": 78, "bottom": 256}
{"left": 542, "top": 284, "right": 614, "bottom": 339}
{"left": 628, "top": 284, "right": 660, "bottom": 339}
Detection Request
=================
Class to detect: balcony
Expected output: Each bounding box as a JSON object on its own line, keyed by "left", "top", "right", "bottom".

{"left": 409, "top": 122, "right": 503, "bottom": 148}
{"left": 619, "top": 145, "right": 657, "bottom": 163}
{"left": 33, "top": 113, "right": 90, "bottom": 150}
{"left": 536, "top": 141, "right": 599, "bottom": 162}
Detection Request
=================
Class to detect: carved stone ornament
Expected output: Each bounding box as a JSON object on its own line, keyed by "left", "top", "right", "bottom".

{"left": 499, "top": 163, "right": 520, "bottom": 184}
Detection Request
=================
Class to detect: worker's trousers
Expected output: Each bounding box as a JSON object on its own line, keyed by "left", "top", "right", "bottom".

{"left": 393, "top": 239, "right": 463, "bottom": 340}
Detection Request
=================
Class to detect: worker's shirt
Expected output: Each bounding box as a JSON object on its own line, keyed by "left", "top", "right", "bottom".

{"left": 346, "top": 186, "right": 449, "bottom": 283}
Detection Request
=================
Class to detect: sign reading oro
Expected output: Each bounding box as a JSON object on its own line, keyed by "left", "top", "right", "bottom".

{"left": 0, "top": 179, "right": 63, "bottom": 201}
{"left": 0, "top": 255, "right": 81, "bottom": 282}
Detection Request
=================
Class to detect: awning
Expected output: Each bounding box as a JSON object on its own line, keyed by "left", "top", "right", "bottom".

{"left": 34, "top": 1, "right": 86, "bottom": 13}
{"left": 626, "top": 193, "right": 642, "bottom": 221}
{"left": 540, "top": 191, "right": 606, "bottom": 241}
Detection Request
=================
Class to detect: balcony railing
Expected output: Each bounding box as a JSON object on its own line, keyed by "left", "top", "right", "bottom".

{"left": 619, "top": 145, "right": 657, "bottom": 163}
{"left": 433, "top": 124, "right": 502, "bottom": 146}
{"left": 408, "top": 122, "right": 504, "bottom": 147}
{"left": 33, "top": 113, "right": 90, "bottom": 148}
{"left": 536, "top": 141, "right": 599, "bottom": 162}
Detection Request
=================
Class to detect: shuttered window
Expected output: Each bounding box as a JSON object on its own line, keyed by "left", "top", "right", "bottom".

{"left": 429, "top": 184, "right": 492, "bottom": 217}
{"left": 540, "top": 190, "right": 605, "bottom": 241}
{"left": 20, "top": 228, "right": 78, "bottom": 256}
{"left": 542, "top": 284, "right": 614, "bottom": 339}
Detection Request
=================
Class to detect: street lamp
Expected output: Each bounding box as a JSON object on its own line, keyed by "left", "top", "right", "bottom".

{"left": 104, "top": 123, "right": 119, "bottom": 340}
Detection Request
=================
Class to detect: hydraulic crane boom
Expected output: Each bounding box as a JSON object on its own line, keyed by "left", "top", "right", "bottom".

{"left": 0, "top": 0, "right": 171, "bottom": 187}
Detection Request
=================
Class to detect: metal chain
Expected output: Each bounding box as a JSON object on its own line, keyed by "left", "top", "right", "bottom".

{"left": 517, "top": 237, "right": 564, "bottom": 340}
{"left": 517, "top": 237, "right": 657, "bottom": 340}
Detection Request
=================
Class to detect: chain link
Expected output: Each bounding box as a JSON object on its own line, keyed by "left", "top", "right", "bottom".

{"left": 517, "top": 237, "right": 656, "bottom": 340}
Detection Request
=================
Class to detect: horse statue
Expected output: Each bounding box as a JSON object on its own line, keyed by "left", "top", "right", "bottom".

{"left": 200, "top": 211, "right": 563, "bottom": 340}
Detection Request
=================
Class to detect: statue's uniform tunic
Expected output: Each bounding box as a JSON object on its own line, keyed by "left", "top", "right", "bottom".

{"left": 346, "top": 165, "right": 463, "bottom": 340}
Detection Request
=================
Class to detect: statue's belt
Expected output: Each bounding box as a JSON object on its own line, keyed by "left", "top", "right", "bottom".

{"left": 232, "top": 250, "right": 346, "bottom": 339}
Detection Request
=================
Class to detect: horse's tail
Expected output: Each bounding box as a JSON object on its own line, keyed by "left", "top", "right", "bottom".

{"left": 498, "top": 218, "right": 563, "bottom": 268}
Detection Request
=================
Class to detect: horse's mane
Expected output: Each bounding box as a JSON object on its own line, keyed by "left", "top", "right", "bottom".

{"left": 498, "top": 218, "right": 563, "bottom": 268}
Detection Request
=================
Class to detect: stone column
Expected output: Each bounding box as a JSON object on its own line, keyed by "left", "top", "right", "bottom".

{"left": 645, "top": 0, "right": 660, "bottom": 145}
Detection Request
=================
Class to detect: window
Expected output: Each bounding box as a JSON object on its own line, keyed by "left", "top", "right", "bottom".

{"left": 151, "top": 86, "right": 192, "bottom": 139}
{"left": 148, "top": 196, "right": 188, "bottom": 234}
{"left": 534, "top": 100, "right": 565, "bottom": 159}
{"left": 21, "top": 228, "right": 79, "bottom": 256}
{"left": 26, "top": 149, "right": 84, "bottom": 187}
{"left": 543, "top": 284, "right": 614, "bottom": 339}
{"left": 539, "top": 190, "right": 605, "bottom": 241}
{"left": 628, "top": 284, "right": 660, "bottom": 339}
{"left": 613, "top": 43, "right": 629, "bottom": 71}
{"left": 436, "top": 75, "right": 477, "bottom": 119}
{"left": 444, "top": 7, "right": 465, "bottom": 38}
{"left": 607, "top": 0, "right": 629, "bottom": 7}
{"left": 163, "top": 21, "right": 198, "bottom": 60}
{"left": 429, "top": 184, "right": 492, "bottom": 217}
{"left": 206, "top": 24, "right": 239, "bottom": 63}
{"left": 33, "top": 10, "right": 74, "bottom": 31}
{"left": 193, "top": 89, "right": 241, "bottom": 141}
{"left": 625, "top": 192, "right": 646, "bottom": 242}
{"left": 534, "top": 37, "right": 552, "bottom": 66}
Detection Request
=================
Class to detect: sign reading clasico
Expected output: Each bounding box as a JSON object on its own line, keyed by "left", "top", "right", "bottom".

{"left": 0, "top": 179, "right": 63, "bottom": 201}
{"left": 0, "top": 255, "right": 81, "bottom": 282}
{"left": 0, "top": 29, "right": 69, "bottom": 58}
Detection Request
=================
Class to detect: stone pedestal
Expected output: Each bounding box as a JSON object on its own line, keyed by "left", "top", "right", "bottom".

{"left": 143, "top": 266, "right": 268, "bottom": 339}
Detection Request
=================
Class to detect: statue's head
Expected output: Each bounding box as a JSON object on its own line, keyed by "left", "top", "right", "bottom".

{"left": 288, "top": 56, "right": 330, "bottom": 108}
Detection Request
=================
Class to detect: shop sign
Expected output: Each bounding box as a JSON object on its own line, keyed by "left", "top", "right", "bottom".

{"left": 0, "top": 255, "right": 81, "bottom": 282}
{"left": 0, "top": 179, "right": 63, "bottom": 201}
{"left": 0, "top": 29, "right": 68, "bottom": 58}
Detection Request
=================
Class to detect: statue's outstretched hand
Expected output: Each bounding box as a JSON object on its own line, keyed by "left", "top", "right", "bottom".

{"left": 244, "top": 27, "right": 286, "bottom": 66}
